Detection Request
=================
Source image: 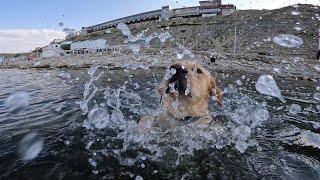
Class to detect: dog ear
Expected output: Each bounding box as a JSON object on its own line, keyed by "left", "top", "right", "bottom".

{"left": 209, "top": 77, "right": 222, "bottom": 106}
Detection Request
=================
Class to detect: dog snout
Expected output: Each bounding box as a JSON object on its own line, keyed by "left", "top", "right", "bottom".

{"left": 166, "top": 64, "right": 188, "bottom": 94}
{"left": 170, "top": 64, "right": 188, "bottom": 76}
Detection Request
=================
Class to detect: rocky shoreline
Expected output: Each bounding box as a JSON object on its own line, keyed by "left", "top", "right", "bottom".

{"left": 1, "top": 51, "right": 319, "bottom": 83}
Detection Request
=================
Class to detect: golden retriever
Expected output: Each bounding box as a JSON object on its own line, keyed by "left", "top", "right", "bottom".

{"left": 138, "top": 60, "right": 222, "bottom": 131}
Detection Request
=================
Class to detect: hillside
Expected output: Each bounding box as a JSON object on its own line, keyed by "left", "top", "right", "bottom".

{"left": 67, "top": 4, "right": 320, "bottom": 59}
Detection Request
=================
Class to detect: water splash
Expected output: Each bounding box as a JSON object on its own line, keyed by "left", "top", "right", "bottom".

{"left": 176, "top": 43, "right": 195, "bottom": 60}
{"left": 127, "top": 44, "right": 141, "bottom": 60}
{"left": 76, "top": 66, "right": 103, "bottom": 114}
{"left": 117, "top": 23, "right": 132, "bottom": 38}
{"left": 77, "top": 70, "right": 273, "bottom": 174}
{"left": 157, "top": 31, "right": 172, "bottom": 43}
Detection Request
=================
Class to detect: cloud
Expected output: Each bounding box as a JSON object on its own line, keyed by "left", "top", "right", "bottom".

{"left": 0, "top": 29, "right": 66, "bottom": 53}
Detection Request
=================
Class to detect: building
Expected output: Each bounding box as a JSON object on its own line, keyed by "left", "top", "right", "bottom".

{"left": 161, "top": 6, "right": 170, "bottom": 22}
{"left": 41, "top": 43, "right": 65, "bottom": 58}
{"left": 82, "top": 0, "right": 236, "bottom": 34}
{"left": 70, "top": 39, "right": 107, "bottom": 51}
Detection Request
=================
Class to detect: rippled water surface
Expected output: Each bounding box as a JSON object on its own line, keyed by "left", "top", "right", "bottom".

{"left": 0, "top": 67, "right": 319, "bottom": 179}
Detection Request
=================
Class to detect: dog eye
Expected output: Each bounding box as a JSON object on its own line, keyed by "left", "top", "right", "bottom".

{"left": 196, "top": 69, "right": 202, "bottom": 73}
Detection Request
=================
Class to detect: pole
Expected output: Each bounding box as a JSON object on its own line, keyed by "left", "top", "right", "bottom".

{"left": 317, "top": 28, "right": 320, "bottom": 60}
{"left": 234, "top": 27, "right": 237, "bottom": 56}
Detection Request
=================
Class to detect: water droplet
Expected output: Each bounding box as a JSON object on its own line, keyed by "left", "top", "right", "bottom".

{"left": 135, "top": 175, "right": 144, "bottom": 180}
{"left": 236, "top": 80, "right": 242, "bottom": 86}
{"left": 272, "top": 34, "right": 303, "bottom": 48}
{"left": 33, "top": 61, "right": 41, "bottom": 66}
{"left": 5, "top": 91, "right": 30, "bottom": 114}
{"left": 59, "top": 71, "right": 71, "bottom": 79}
{"left": 294, "top": 26, "right": 303, "bottom": 31}
{"left": 273, "top": 67, "right": 281, "bottom": 73}
{"left": 291, "top": 11, "right": 301, "bottom": 16}
{"left": 64, "top": 140, "right": 70, "bottom": 145}
{"left": 18, "top": 132, "right": 44, "bottom": 161}
{"left": 255, "top": 75, "right": 285, "bottom": 103}
{"left": 87, "top": 108, "right": 110, "bottom": 129}
{"left": 289, "top": 104, "right": 301, "bottom": 115}
{"left": 314, "top": 64, "right": 320, "bottom": 72}
{"left": 92, "top": 170, "right": 99, "bottom": 175}
{"left": 314, "top": 93, "right": 320, "bottom": 101}
{"left": 88, "top": 158, "right": 97, "bottom": 167}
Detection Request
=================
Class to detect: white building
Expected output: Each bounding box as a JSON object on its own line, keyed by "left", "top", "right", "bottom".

{"left": 42, "top": 44, "right": 65, "bottom": 58}
{"left": 70, "top": 39, "right": 107, "bottom": 51}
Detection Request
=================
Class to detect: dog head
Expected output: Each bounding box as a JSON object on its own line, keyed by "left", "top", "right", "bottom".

{"left": 158, "top": 60, "right": 222, "bottom": 119}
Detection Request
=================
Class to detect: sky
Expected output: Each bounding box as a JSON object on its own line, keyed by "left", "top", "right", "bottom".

{"left": 0, "top": 0, "right": 319, "bottom": 53}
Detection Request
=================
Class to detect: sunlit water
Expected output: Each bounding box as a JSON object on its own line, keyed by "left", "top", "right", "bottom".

{"left": 0, "top": 67, "right": 319, "bottom": 179}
